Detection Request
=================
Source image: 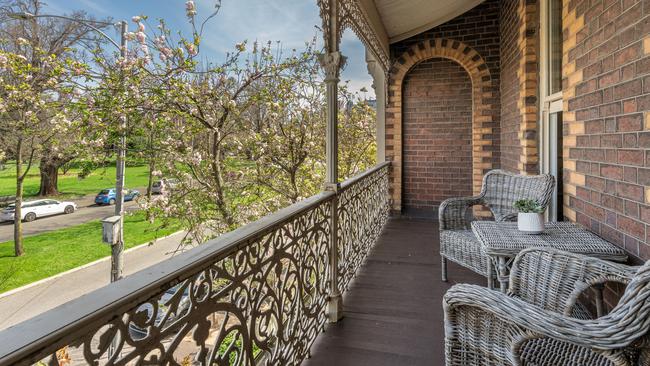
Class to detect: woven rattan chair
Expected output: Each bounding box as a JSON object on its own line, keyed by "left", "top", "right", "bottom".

{"left": 439, "top": 169, "right": 555, "bottom": 281}
{"left": 444, "top": 248, "right": 649, "bottom": 366}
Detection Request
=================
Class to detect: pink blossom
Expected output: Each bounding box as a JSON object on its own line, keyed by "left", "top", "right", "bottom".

{"left": 154, "top": 36, "right": 166, "bottom": 48}
{"left": 136, "top": 32, "right": 146, "bottom": 44}
{"left": 185, "top": 43, "right": 197, "bottom": 56}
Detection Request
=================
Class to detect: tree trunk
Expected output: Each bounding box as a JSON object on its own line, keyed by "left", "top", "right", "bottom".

{"left": 210, "top": 131, "right": 234, "bottom": 228}
{"left": 14, "top": 139, "right": 24, "bottom": 257}
{"left": 146, "top": 158, "right": 155, "bottom": 221}
{"left": 38, "top": 158, "right": 59, "bottom": 196}
{"left": 146, "top": 131, "right": 155, "bottom": 199}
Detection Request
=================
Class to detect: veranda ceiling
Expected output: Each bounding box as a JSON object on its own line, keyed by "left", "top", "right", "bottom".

{"left": 321, "top": 0, "right": 486, "bottom": 72}
{"left": 365, "top": 0, "right": 485, "bottom": 43}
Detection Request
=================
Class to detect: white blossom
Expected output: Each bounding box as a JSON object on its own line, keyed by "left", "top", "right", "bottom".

{"left": 185, "top": 1, "right": 197, "bottom": 17}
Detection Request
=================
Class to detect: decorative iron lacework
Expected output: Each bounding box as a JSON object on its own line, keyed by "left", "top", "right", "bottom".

{"left": 338, "top": 0, "right": 390, "bottom": 72}
{"left": 33, "top": 201, "right": 332, "bottom": 366}
{"left": 316, "top": 0, "right": 332, "bottom": 51}
{"left": 337, "top": 164, "right": 390, "bottom": 294}
{"left": 316, "top": 0, "right": 390, "bottom": 73}
{"left": 10, "top": 163, "right": 390, "bottom": 366}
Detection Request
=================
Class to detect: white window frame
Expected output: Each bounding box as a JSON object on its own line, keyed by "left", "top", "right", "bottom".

{"left": 539, "top": 0, "right": 564, "bottom": 221}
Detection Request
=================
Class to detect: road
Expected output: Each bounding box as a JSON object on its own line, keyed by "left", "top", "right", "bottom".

{"left": 0, "top": 231, "right": 186, "bottom": 331}
{"left": 0, "top": 198, "right": 138, "bottom": 242}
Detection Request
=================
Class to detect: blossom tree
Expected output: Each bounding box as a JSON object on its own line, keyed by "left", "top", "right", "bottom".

{"left": 136, "top": 41, "right": 309, "bottom": 244}
{"left": 240, "top": 44, "right": 327, "bottom": 210}
{"left": 74, "top": 1, "right": 224, "bottom": 262}
{"left": 337, "top": 86, "right": 377, "bottom": 180}
{"left": 141, "top": 39, "right": 378, "bottom": 246}
{"left": 0, "top": 0, "right": 113, "bottom": 196}
{"left": 0, "top": 44, "right": 88, "bottom": 256}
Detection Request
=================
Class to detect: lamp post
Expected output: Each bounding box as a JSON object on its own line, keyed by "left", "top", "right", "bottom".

{"left": 9, "top": 12, "right": 129, "bottom": 282}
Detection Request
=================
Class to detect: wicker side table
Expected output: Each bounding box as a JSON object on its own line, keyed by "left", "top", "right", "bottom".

{"left": 471, "top": 221, "right": 628, "bottom": 296}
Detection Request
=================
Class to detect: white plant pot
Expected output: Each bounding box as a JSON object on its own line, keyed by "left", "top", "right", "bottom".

{"left": 517, "top": 212, "right": 545, "bottom": 234}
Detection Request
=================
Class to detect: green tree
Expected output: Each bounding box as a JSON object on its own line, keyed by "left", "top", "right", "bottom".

{"left": 0, "top": 46, "right": 87, "bottom": 256}
{"left": 0, "top": 0, "right": 111, "bottom": 196}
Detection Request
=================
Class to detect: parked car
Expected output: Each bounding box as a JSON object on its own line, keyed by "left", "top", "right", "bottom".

{"left": 94, "top": 188, "right": 140, "bottom": 205}
{"left": 0, "top": 199, "right": 77, "bottom": 222}
{"left": 128, "top": 285, "right": 190, "bottom": 341}
{"left": 151, "top": 178, "right": 179, "bottom": 195}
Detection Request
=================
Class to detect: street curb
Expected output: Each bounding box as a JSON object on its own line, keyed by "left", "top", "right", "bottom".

{"left": 0, "top": 230, "right": 185, "bottom": 300}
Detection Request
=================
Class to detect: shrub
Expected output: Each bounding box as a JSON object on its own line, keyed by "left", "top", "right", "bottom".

{"left": 513, "top": 199, "right": 544, "bottom": 214}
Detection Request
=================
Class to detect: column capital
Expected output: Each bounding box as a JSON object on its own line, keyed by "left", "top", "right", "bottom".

{"left": 319, "top": 51, "right": 347, "bottom": 82}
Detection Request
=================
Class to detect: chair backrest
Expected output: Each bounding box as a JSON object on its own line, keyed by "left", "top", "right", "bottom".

{"left": 480, "top": 170, "right": 555, "bottom": 221}
{"left": 511, "top": 248, "right": 650, "bottom": 355}
{"left": 600, "top": 261, "right": 650, "bottom": 354}
{"left": 509, "top": 248, "right": 634, "bottom": 316}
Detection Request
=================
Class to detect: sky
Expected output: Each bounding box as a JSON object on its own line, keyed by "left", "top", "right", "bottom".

{"left": 42, "top": 0, "right": 375, "bottom": 97}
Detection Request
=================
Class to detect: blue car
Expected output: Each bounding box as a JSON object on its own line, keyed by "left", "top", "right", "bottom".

{"left": 94, "top": 188, "right": 140, "bottom": 205}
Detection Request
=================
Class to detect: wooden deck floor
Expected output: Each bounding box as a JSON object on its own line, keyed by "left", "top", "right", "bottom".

{"left": 304, "top": 217, "right": 484, "bottom": 366}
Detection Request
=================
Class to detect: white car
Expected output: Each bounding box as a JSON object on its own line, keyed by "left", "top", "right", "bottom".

{"left": 151, "top": 178, "right": 179, "bottom": 195}
{"left": 0, "top": 199, "right": 77, "bottom": 222}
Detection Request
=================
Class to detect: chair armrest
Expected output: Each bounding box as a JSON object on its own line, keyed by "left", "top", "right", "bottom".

{"left": 444, "top": 284, "right": 641, "bottom": 350}
{"left": 438, "top": 196, "right": 483, "bottom": 230}
{"left": 508, "top": 248, "right": 637, "bottom": 315}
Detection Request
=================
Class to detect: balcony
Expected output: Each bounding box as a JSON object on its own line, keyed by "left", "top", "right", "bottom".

{"left": 1, "top": 0, "right": 650, "bottom": 363}
{"left": 0, "top": 163, "right": 405, "bottom": 365}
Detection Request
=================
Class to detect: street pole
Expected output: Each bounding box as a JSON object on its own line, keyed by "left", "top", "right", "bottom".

{"left": 111, "top": 20, "right": 128, "bottom": 283}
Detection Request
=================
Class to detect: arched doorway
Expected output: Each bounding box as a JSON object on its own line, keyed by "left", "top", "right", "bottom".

{"left": 402, "top": 58, "right": 473, "bottom": 216}
{"left": 386, "top": 39, "right": 498, "bottom": 213}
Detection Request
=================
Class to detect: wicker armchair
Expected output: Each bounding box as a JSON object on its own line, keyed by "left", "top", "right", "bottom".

{"left": 443, "top": 248, "right": 649, "bottom": 366}
{"left": 439, "top": 169, "right": 555, "bottom": 281}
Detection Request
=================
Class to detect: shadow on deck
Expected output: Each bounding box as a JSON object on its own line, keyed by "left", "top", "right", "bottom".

{"left": 304, "top": 217, "right": 484, "bottom": 365}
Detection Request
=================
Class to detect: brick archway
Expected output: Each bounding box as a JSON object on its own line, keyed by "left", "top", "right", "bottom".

{"left": 386, "top": 39, "right": 497, "bottom": 212}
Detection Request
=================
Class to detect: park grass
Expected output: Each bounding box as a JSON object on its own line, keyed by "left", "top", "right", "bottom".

{"left": 0, "top": 212, "right": 183, "bottom": 293}
{"left": 0, "top": 163, "right": 151, "bottom": 198}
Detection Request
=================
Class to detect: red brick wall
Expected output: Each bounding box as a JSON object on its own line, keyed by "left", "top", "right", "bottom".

{"left": 500, "top": 0, "right": 525, "bottom": 172}
{"left": 402, "top": 58, "right": 474, "bottom": 212}
{"left": 391, "top": 0, "right": 501, "bottom": 162}
{"left": 563, "top": 0, "right": 650, "bottom": 260}
{"left": 500, "top": 0, "right": 540, "bottom": 174}
{"left": 386, "top": 0, "right": 502, "bottom": 213}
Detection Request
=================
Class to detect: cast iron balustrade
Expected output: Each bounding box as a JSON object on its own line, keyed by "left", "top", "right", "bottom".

{"left": 0, "top": 162, "right": 390, "bottom": 366}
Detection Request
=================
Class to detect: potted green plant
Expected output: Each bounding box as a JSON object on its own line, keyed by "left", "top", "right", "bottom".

{"left": 514, "top": 199, "right": 545, "bottom": 234}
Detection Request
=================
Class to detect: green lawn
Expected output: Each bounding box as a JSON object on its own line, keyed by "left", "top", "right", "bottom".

{"left": 0, "top": 212, "right": 183, "bottom": 293}
{"left": 0, "top": 163, "right": 151, "bottom": 198}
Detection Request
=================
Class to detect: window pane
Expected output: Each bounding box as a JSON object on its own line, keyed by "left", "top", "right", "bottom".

{"left": 549, "top": 112, "right": 563, "bottom": 220}
{"left": 549, "top": 0, "right": 563, "bottom": 94}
